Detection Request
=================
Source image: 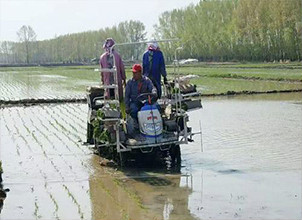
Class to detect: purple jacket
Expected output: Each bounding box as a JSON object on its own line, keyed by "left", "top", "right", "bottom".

{"left": 100, "top": 50, "right": 126, "bottom": 99}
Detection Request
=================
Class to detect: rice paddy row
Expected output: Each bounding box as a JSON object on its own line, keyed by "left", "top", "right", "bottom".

{"left": 1, "top": 63, "right": 301, "bottom": 103}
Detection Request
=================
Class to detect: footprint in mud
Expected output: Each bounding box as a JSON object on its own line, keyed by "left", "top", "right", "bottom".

{"left": 217, "top": 169, "right": 243, "bottom": 174}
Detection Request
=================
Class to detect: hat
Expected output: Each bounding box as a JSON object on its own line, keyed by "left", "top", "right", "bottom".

{"left": 148, "top": 41, "right": 159, "bottom": 50}
{"left": 103, "top": 38, "right": 115, "bottom": 50}
{"left": 132, "top": 64, "right": 142, "bottom": 73}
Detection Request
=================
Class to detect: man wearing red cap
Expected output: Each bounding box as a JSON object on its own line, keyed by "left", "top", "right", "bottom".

{"left": 125, "top": 64, "right": 157, "bottom": 120}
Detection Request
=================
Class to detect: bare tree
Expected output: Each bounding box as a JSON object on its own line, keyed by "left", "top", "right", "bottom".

{"left": 0, "top": 41, "right": 10, "bottom": 63}
{"left": 17, "top": 25, "right": 37, "bottom": 64}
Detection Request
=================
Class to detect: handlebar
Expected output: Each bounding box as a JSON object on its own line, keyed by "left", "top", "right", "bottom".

{"left": 136, "top": 93, "right": 157, "bottom": 105}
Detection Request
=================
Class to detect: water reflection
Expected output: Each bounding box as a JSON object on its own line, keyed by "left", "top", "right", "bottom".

{"left": 89, "top": 156, "right": 195, "bottom": 220}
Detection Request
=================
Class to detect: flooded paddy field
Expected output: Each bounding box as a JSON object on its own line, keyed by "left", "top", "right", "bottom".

{"left": 192, "top": 77, "right": 302, "bottom": 95}
{"left": 1, "top": 65, "right": 302, "bottom": 101}
{"left": 1, "top": 93, "right": 301, "bottom": 219}
{"left": 178, "top": 64, "right": 302, "bottom": 82}
{"left": 0, "top": 67, "right": 98, "bottom": 100}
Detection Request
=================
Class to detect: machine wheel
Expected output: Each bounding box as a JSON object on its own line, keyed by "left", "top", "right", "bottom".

{"left": 116, "top": 152, "right": 129, "bottom": 167}
{"left": 86, "top": 122, "right": 94, "bottom": 144}
{"left": 169, "top": 144, "right": 181, "bottom": 166}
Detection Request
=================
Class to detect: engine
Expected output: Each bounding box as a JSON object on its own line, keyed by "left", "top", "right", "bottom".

{"left": 138, "top": 104, "right": 163, "bottom": 137}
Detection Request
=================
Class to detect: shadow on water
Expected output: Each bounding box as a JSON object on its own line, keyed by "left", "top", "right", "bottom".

{"left": 89, "top": 151, "right": 196, "bottom": 220}
{"left": 122, "top": 149, "right": 181, "bottom": 172}
{"left": 120, "top": 156, "right": 181, "bottom": 187}
{"left": 95, "top": 145, "right": 182, "bottom": 174}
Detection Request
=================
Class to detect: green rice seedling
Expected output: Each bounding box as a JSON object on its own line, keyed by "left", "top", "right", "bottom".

{"left": 52, "top": 113, "right": 82, "bottom": 140}
{"left": 19, "top": 135, "right": 32, "bottom": 152}
{"left": 58, "top": 105, "right": 86, "bottom": 129}
{"left": 16, "top": 144, "right": 21, "bottom": 156}
{"left": 122, "top": 212, "right": 129, "bottom": 220}
{"left": 49, "top": 193, "right": 59, "bottom": 214}
{"left": 39, "top": 170, "right": 47, "bottom": 181}
{"left": 63, "top": 105, "right": 86, "bottom": 124}
{"left": 62, "top": 184, "right": 84, "bottom": 219}
{"left": 49, "top": 112, "right": 83, "bottom": 144}
{"left": 46, "top": 118, "right": 80, "bottom": 152}
{"left": 28, "top": 111, "right": 58, "bottom": 151}
{"left": 34, "top": 198, "right": 42, "bottom": 219}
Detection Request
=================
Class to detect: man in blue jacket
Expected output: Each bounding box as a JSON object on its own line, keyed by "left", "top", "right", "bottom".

{"left": 142, "top": 41, "right": 168, "bottom": 98}
{"left": 125, "top": 64, "right": 157, "bottom": 120}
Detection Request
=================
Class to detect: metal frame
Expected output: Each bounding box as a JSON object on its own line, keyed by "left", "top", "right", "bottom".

{"left": 97, "top": 44, "right": 124, "bottom": 158}
{"left": 93, "top": 42, "right": 202, "bottom": 160}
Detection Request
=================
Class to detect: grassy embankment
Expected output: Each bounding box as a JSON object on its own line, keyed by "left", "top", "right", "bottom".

{"left": 166, "top": 62, "right": 302, "bottom": 95}
{"left": 126, "top": 62, "right": 302, "bottom": 95}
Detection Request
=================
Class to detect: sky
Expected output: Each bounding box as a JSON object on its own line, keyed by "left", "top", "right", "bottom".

{"left": 0, "top": 0, "right": 200, "bottom": 42}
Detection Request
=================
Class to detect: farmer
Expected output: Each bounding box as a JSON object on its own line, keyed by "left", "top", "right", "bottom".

{"left": 100, "top": 38, "right": 126, "bottom": 100}
{"left": 125, "top": 64, "right": 157, "bottom": 120}
{"left": 142, "top": 40, "right": 168, "bottom": 98}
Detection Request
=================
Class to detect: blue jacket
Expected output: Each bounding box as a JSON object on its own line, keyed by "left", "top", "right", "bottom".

{"left": 125, "top": 76, "right": 157, "bottom": 108}
{"left": 142, "top": 49, "right": 166, "bottom": 86}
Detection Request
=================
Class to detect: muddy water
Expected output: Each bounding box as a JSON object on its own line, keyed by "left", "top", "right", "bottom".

{"left": 0, "top": 93, "right": 301, "bottom": 219}
{"left": 1, "top": 69, "right": 302, "bottom": 101}
{"left": 182, "top": 92, "right": 302, "bottom": 219}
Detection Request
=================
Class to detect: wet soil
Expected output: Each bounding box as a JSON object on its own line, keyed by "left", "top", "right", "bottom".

{"left": 0, "top": 93, "right": 301, "bottom": 219}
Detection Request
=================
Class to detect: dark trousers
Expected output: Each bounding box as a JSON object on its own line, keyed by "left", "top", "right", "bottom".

{"left": 129, "top": 102, "right": 143, "bottom": 120}
{"left": 147, "top": 75, "right": 162, "bottom": 99}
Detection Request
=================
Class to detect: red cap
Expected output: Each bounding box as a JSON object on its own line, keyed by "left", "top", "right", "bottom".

{"left": 132, "top": 64, "right": 142, "bottom": 73}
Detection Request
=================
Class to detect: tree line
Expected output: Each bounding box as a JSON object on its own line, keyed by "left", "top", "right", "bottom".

{"left": 0, "top": 20, "right": 146, "bottom": 65}
{"left": 0, "top": 0, "right": 301, "bottom": 64}
{"left": 155, "top": 0, "right": 302, "bottom": 62}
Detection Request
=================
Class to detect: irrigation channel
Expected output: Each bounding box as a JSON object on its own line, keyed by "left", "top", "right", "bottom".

{"left": 0, "top": 92, "right": 301, "bottom": 220}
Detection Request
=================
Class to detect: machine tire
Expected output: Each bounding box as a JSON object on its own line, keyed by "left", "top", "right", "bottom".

{"left": 116, "top": 151, "right": 129, "bottom": 167}
{"left": 170, "top": 144, "right": 181, "bottom": 166}
{"left": 86, "top": 122, "right": 94, "bottom": 144}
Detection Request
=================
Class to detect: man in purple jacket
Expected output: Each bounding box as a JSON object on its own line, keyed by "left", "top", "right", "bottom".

{"left": 125, "top": 64, "right": 157, "bottom": 120}
{"left": 100, "top": 38, "right": 126, "bottom": 100}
